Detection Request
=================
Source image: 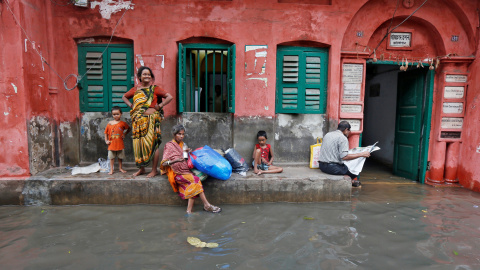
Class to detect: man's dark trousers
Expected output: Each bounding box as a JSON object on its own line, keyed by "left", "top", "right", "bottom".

{"left": 319, "top": 161, "right": 357, "bottom": 179}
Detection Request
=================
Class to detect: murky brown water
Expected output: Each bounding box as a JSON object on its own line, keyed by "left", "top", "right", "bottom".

{"left": 1, "top": 164, "right": 480, "bottom": 269}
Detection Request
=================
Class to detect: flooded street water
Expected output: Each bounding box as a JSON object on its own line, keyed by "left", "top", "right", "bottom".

{"left": 1, "top": 164, "right": 480, "bottom": 269}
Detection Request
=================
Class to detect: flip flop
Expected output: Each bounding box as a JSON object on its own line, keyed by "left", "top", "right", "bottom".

{"left": 204, "top": 204, "right": 222, "bottom": 213}
{"left": 352, "top": 180, "right": 361, "bottom": 187}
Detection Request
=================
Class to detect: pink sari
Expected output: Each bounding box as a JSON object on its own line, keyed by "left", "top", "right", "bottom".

{"left": 160, "top": 140, "right": 203, "bottom": 199}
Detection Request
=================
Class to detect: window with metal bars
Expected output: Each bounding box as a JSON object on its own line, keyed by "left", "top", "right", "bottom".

{"left": 275, "top": 46, "right": 328, "bottom": 114}
{"left": 178, "top": 43, "right": 236, "bottom": 113}
{"left": 78, "top": 44, "right": 134, "bottom": 112}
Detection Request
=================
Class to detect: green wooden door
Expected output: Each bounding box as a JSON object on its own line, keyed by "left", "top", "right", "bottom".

{"left": 393, "top": 69, "right": 427, "bottom": 180}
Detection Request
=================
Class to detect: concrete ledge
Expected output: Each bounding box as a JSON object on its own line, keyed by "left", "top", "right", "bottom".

{"left": 0, "top": 167, "right": 351, "bottom": 205}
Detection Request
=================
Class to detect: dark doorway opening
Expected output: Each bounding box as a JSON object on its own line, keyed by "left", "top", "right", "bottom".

{"left": 362, "top": 63, "right": 433, "bottom": 182}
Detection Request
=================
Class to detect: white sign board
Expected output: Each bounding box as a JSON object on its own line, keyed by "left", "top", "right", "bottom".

{"left": 444, "top": 86, "right": 464, "bottom": 99}
{"left": 341, "top": 104, "right": 362, "bottom": 113}
{"left": 341, "top": 119, "right": 361, "bottom": 131}
{"left": 443, "top": 102, "right": 463, "bottom": 114}
{"left": 390, "top": 32, "right": 412, "bottom": 47}
{"left": 342, "top": 83, "right": 361, "bottom": 101}
{"left": 446, "top": 75, "right": 467, "bottom": 83}
{"left": 342, "top": 64, "right": 363, "bottom": 83}
{"left": 441, "top": 117, "right": 463, "bottom": 129}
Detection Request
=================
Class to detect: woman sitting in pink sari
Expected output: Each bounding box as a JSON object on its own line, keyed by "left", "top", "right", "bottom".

{"left": 160, "top": 124, "right": 221, "bottom": 214}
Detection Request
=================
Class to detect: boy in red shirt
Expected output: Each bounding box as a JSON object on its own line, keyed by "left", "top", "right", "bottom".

{"left": 104, "top": 106, "right": 131, "bottom": 175}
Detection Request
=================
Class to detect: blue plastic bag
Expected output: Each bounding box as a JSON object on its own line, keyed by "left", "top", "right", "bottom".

{"left": 190, "top": 145, "right": 232, "bottom": 180}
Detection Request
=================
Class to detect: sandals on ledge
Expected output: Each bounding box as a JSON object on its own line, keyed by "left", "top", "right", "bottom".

{"left": 204, "top": 204, "right": 222, "bottom": 213}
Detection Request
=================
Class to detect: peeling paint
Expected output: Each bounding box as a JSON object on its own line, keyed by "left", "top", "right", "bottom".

{"left": 245, "top": 45, "right": 267, "bottom": 52}
{"left": 156, "top": 55, "right": 165, "bottom": 68}
{"left": 264, "top": 106, "right": 269, "bottom": 110}
{"left": 277, "top": 114, "right": 324, "bottom": 139}
{"left": 25, "top": 39, "right": 28, "bottom": 52}
{"left": 4, "top": 112, "right": 9, "bottom": 116}
{"left": 77, "top": 38, "right": 95, "bottom": 44}
{"left": 477, "top": 144, "right": 480, "bottom": 153}
{"left": 11, "top": 83, "right": 17, "bottom": 93}
{"left": 60, "top": 122, "right": 74, "bottom": 138}
{"left": 275, "top": 133, "right": 280, "bottom": 140}
{"left": 29, "top": 116, "right": 49, "bottom": 137}
{"left": 246, "top": 77, "right": 268, "bottom": 87}
{"left": 90, "top": 0, "right": 134, "bottom": 20}
{"left": 136, "top": 54, "right": 144, "bottom": 66}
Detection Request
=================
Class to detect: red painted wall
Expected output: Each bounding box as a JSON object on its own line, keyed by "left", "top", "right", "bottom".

{"left": 0, "top": 1, "right": 29, "bottom": 177}
{"left": 1, "top": 0, "right": 479, "bottom": 190}
{"left": 458, "top": 40, "right": 480, "bottom": 191}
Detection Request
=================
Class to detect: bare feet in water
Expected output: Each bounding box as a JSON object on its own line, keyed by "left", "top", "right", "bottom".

{"left": 133, "top": 167, "right": 145, "bottom": 177}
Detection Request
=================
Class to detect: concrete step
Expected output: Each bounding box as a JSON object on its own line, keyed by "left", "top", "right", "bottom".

{"left": 0, "top": 166, "right": 351, "bottom": 205}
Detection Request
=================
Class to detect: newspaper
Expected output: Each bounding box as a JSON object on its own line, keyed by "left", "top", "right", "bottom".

{"left": 344, "top": 143, "right": 380, "bottom": 175}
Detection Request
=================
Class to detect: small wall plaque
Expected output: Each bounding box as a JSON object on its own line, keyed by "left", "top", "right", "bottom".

{"left": 440, "top": 131, "right": 461, "bottom": 139}
{"left": 341, "top": 104, "right": 362, "bottom": 113}
{"left": 444, "top": 86, "right": 464, "bottom": 99}
{"left": 441, "top": 117, "right": 463, "bottom": 129}
{"left": 445, "top": 75, "right": 467, "bottom": 83}
{"left": 341, "top": 119, "right": 361, "bottom": 131}
{"left": 443, "top": 102, "right": 463, "bottom": 114}
{"left": 389, "top": 32, "right": 412, "bottom": 48}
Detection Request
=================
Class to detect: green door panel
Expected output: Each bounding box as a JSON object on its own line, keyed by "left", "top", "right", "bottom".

{"left": 109, "top": 47, "right": 133, "bottom": 112}
{"left": 227, "top": 44, "right": 236, "bottom": 113}
{"left": 178, "top": 43, "right": 185, "bottom": 113}
{"left": 393, "top": 69, "right": 427, "bottom": 180}
{"left": 78, "top": 44, "right": 133, "bottom": 112}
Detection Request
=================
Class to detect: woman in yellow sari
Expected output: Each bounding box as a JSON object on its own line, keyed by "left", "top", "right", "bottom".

{"left": 122, "top": 66, "right": 173, "bottom": 177}
{"left": 161, "top": 125, "right": 221, "bottom": 214}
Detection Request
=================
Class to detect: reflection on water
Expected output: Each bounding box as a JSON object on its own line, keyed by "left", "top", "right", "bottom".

{"left": 1, "top": 185, "right": 480, "bottom": 269}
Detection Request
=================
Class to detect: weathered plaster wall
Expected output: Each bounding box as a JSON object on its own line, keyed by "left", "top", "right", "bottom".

{"left": 59, "top": 119, "right": 80, "bottom": 166}
{"left": 80, "top": 112, "right": 133, "bottom": 163}
{"left": 27, "top": 116, "right": 54, "bottom": 175}
{"left": 458, "top": 37, "right": 480, "bottom": 191}
{"left": 179, "top": 113, "right": 233, "bottom": 151}
{"left": 275, "top": 114, "right": 326, "bottom": 163}
{"left": 233, "top": 116, "right": 274, "bottom": 165}
{"left": 80, "top": 112, "right": 177, "bottom": 164}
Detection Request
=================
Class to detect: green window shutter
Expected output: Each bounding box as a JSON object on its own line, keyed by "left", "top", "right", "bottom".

{"left": 78, "top": 44, "right": 133, "bottom": 112}
{"left": 178, "top": 43, "right": 186, "bottom": 113}
{"left": 108, "top": 46, "right": 133, "bottom": 112}
{"left": 78, "top": 46, "right": 108, "bottom": 112}
{"left": 227, "top": 44, "right": 236, "bottom": 113}
{"left": 304, "top": 52, "right": 328, "bottom": 112}
{"left": 276, "top": 47, "right": 328, "bottom": 114}
{"left": 276, "top": 51, "right": 301, "bottom": 112}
